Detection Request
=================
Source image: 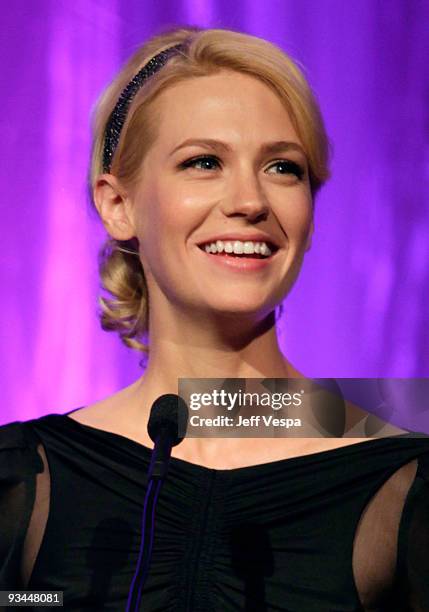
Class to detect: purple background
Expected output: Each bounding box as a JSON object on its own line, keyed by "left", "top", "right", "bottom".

{"left": 1, "top": 1, "right": 428, "bottom": 431}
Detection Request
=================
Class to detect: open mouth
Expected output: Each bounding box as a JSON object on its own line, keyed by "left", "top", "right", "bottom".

{"left": 197, "top": 240, "right": 279, "bottom": 259}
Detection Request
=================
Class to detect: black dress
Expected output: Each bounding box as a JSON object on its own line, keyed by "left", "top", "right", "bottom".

{"left": 1, "top": 411, "right": 429, "bottom": 611}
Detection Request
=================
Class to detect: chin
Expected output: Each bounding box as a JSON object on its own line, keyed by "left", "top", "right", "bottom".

{"left": 204, "top": 300, "right": 277, "bottom": 319}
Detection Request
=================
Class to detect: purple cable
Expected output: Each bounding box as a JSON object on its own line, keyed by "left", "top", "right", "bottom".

{"left": 135, "top": 479, "right": 162, "bottom": 607}
{"left": 126, "top": 477, "right": 163, "bottom": 611}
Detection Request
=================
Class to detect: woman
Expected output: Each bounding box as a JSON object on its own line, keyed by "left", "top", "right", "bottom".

{"left": 1, "top": 25, "right": 428, "bottom": 611}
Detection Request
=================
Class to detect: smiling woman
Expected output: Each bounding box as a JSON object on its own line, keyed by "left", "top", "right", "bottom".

{"left": 1, "top": 25, "right": 429, "bottom": 612}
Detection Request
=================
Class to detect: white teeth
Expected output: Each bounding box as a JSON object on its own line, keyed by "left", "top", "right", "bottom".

{"left": 233, "top": 241, "right": 244, "bottom": 254}
{"left": 201, "top": 239, "right": 273, "bottom": 256}
{"left": 260, "top": 243, "right": 269, "bottom": 256}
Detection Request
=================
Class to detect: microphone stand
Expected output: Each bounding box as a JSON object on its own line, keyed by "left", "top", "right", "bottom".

{"left": 125, "top": 434, "right": 172, "bottom": 612}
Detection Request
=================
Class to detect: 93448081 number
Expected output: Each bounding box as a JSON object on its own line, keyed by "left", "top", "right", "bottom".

{"left": 0, "top": 591, "right": 63, "bottom": 606}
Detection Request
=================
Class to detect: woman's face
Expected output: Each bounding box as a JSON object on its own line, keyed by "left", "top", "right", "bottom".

{"left": 129, "top": 69, "right": 313, "bottom": 320}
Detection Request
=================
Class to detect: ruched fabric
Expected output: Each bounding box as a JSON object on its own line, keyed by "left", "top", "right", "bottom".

{"left": 1, "top": 412, "right": 429, "bottom": 611}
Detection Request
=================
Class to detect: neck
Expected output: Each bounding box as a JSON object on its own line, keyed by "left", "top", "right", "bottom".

{"left": 130, "top": 305, "right": 303, "bottom": 413}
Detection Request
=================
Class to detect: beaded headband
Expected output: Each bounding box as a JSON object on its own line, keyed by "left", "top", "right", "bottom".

{"left": 102, "top": 43, "right": 185, "bottom": 173}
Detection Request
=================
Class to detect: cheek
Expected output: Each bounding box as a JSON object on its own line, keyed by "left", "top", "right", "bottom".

{"left": 150, "top": 178, "right": 209, "bottom": 219}
{"left": 134, "top": 184, "right": 203, "bottom": 269}
{"left": 276, "top": 194, "right": 313, "bottom": 242}
{"left": 151, "top": 184, "right": 215, "bottom": 243}
{"left": 133, "top": 182, "right": 179, "bottom": 239}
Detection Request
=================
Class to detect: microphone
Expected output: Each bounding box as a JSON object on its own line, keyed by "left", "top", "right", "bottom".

{"left": 126, "top": 394, "right": 189, "bottom": 612}
{"left": 147, "top": 394, "right": 189, "bottom": 480}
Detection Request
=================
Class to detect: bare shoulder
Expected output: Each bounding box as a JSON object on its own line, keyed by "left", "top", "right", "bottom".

{"left": 344, "top": 397, "right": 408, "bottom": 437}
{"left": 285, "top": 365, "right": 408, "bottom": 438}
{"left": 67, "top": 380, "right": 142, "bottom": 431}
{"left": 68, "top": 398, "right": 116, "bottom": 428}
{"left": 66, "top": 375, "right": 157, "bottom": 448}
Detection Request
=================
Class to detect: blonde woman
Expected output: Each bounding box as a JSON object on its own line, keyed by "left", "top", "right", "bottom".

{"left": 1, "top": 26, "right": 428, "bottom": 611}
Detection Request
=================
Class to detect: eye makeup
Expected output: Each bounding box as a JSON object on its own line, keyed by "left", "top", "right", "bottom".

{"left": 179, "top": 155, "right": 306, "bottom": 180}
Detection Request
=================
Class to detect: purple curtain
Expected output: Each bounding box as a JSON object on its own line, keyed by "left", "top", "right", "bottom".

{"left": 2, "top": 0, "right": 428, "bottom": 431}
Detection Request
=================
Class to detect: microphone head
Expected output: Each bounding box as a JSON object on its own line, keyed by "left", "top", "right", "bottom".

{"left": 147, "top": 394, "right": 189, "bottom": 446}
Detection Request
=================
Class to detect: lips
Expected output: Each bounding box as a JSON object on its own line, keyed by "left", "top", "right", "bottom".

{"left": 197, "top": 242, "right": 278, "bottom": 255}
{"left": 198, "top": 239, "right": 278, "bottom": 259}
{"left": 196, "top": 234, "right": 281, "bottom": 251}
{"left": 195, "top": 241, "right": 279, "bottom": 273}
{"left": 201, "top": 250, "right": 268, "bottom": 259}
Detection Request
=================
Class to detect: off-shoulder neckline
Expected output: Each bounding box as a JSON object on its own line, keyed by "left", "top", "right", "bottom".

{"left": 31, "top": 412, "right": 423, "bottom": 476}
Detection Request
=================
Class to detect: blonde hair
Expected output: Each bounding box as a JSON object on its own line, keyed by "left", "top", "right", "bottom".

{"left": 88, "top": 25, "right": 331, "bottom": 357}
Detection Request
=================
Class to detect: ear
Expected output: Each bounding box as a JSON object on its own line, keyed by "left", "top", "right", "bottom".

{"left": 93, "top": 174, "right": 136, "bottom": 240}
{"left": 305, "top": 218, "right": 314, "bottom": 252}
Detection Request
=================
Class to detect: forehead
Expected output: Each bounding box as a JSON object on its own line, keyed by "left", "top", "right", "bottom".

{"left": 152, "top": 70, "right": 300, "bottom": 148}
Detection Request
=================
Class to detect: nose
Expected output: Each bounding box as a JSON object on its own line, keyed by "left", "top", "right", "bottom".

{"left": 221, "top": 167, "right": 270, "bottom": 222}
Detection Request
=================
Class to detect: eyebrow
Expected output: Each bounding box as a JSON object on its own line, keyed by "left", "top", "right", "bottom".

{"left": 169, "top": 138, "right": 306, "bottom": 157}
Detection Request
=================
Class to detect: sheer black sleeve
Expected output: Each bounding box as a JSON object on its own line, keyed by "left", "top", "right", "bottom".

{"left": 0, "top": 422, "right": 44, "bottom": 588}
{"left": 401, "top": 452, "right": 429, "bottom": 611}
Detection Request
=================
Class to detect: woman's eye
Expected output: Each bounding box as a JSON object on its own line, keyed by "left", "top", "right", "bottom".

{"left": 267, "top": 160, "right": 305, "bottom": 180}
{"left": 180, "top": 156, "right": 221, "bottom": 171}
{"left": 179, "top": 156, "right": 305, "bottom": 180}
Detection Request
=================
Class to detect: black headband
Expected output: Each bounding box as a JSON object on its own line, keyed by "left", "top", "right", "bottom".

{"left": 102, "top": 43, "right": 185, "bottom": 173}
